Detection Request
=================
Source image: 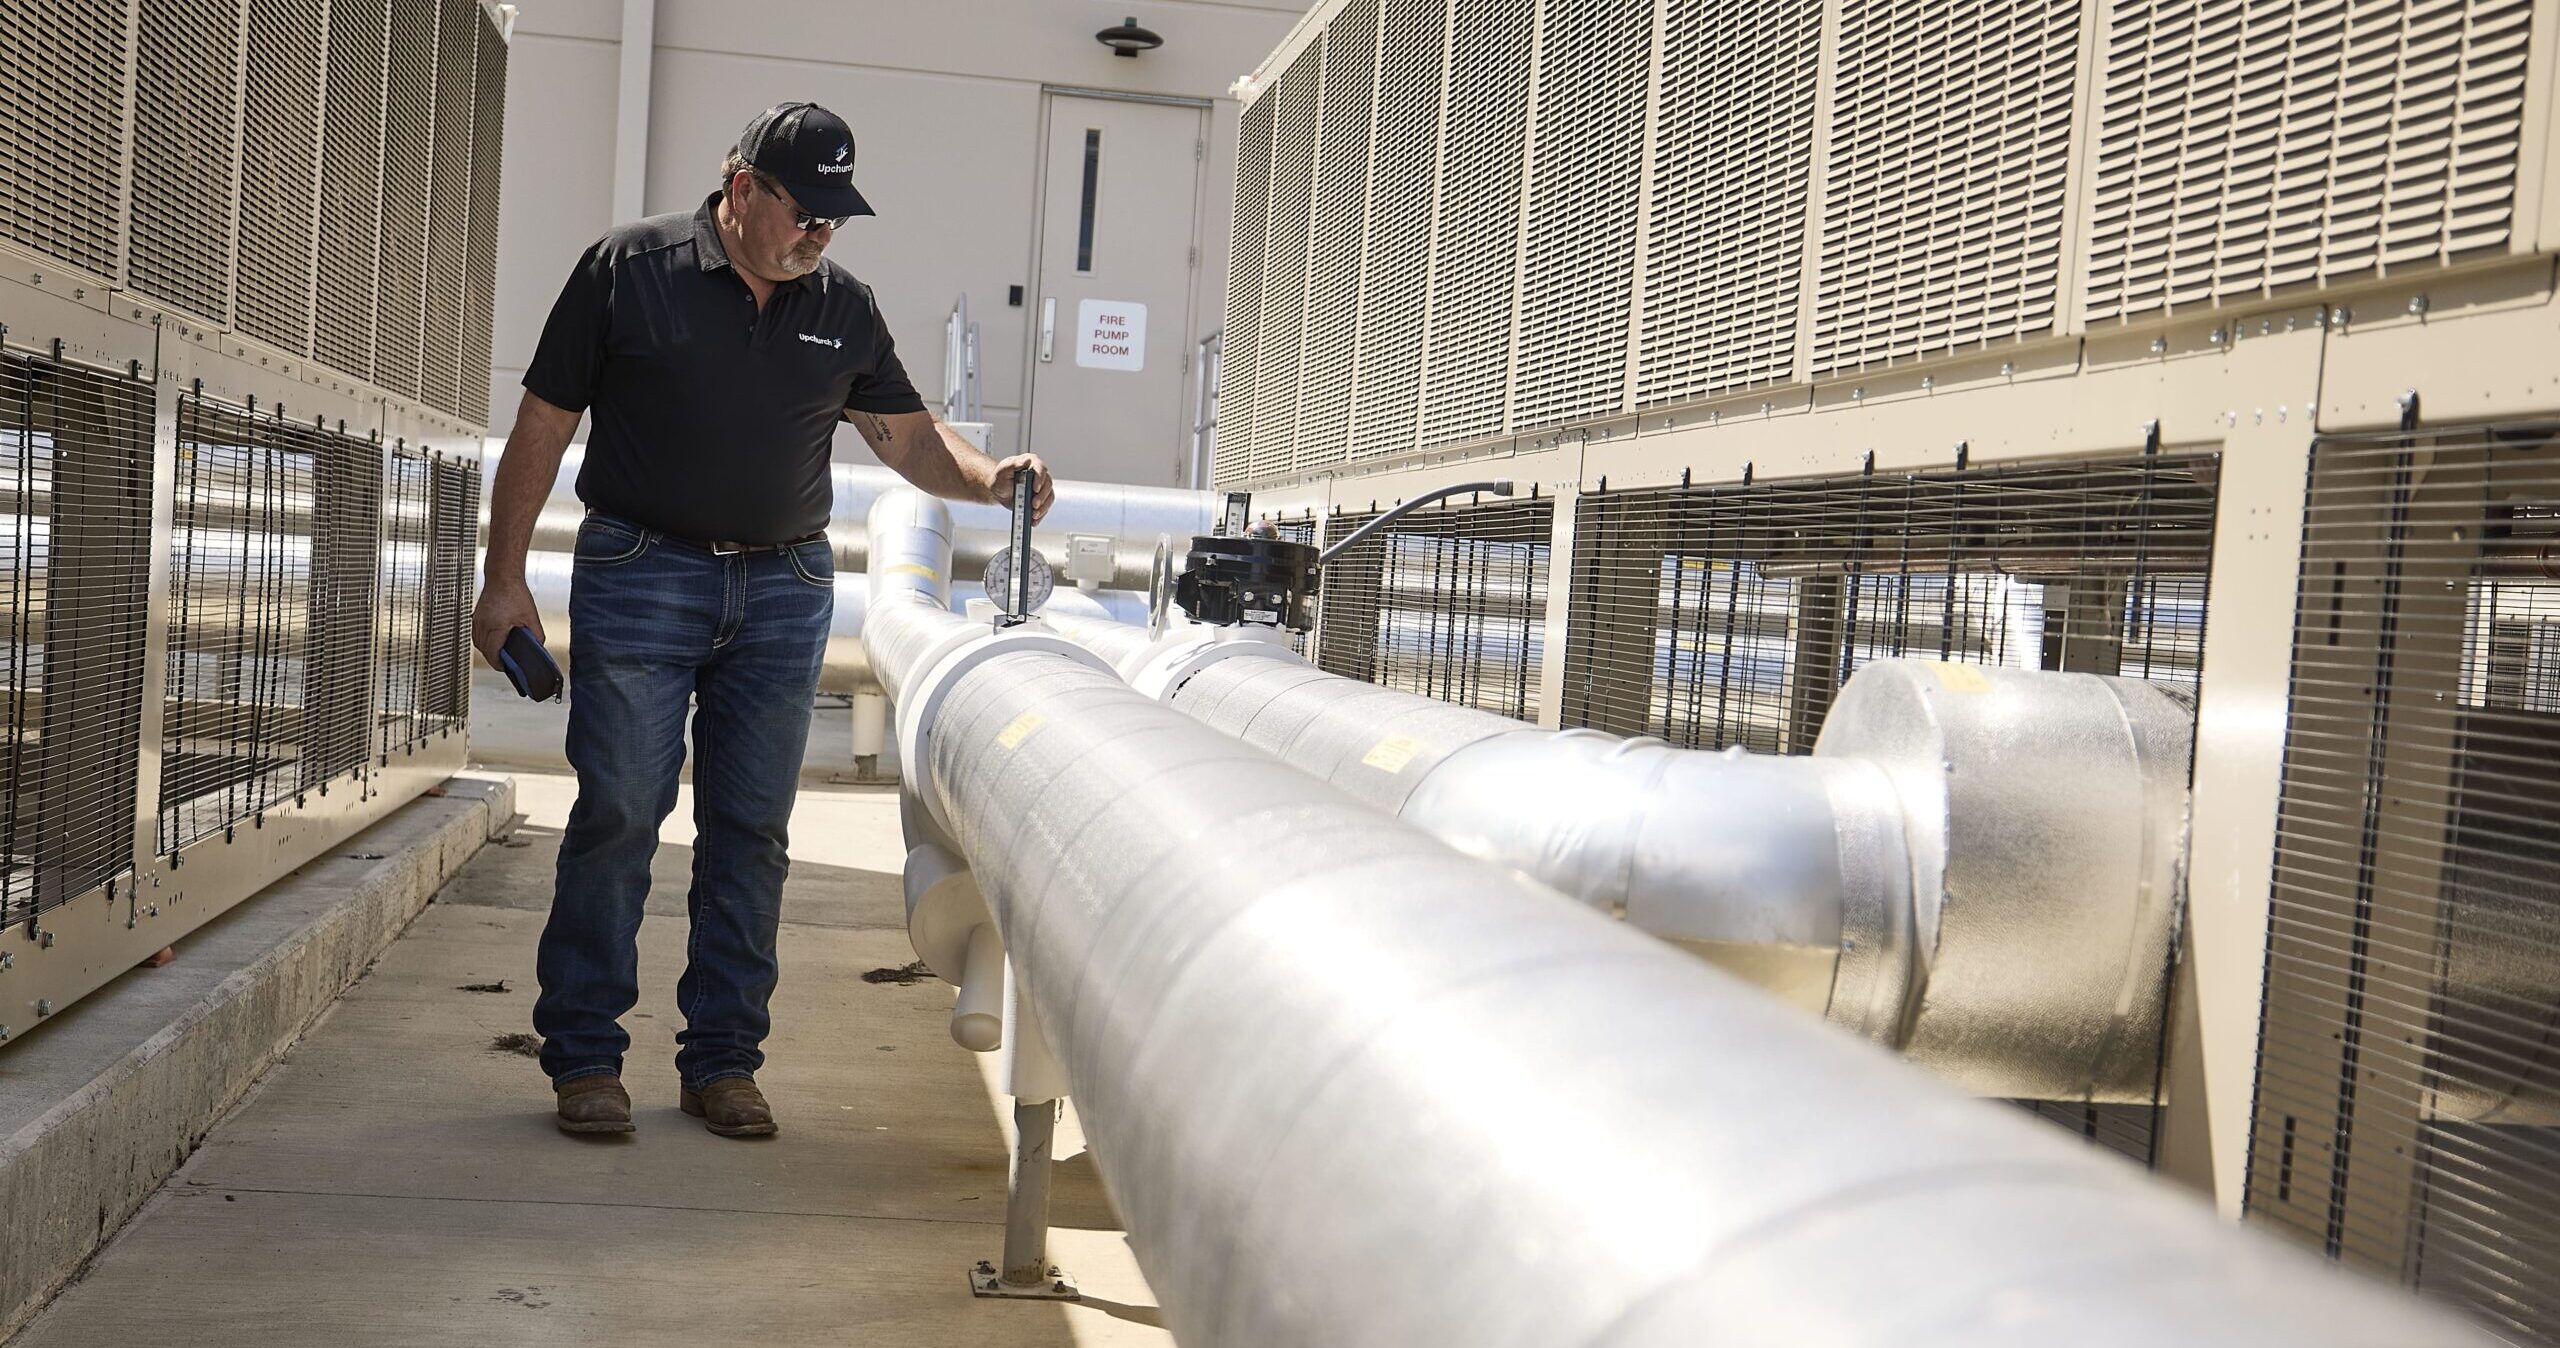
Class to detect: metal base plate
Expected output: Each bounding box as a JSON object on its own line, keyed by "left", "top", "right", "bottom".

{"left": 970, "top": 1261, "right": 1079, "bottom": 1301}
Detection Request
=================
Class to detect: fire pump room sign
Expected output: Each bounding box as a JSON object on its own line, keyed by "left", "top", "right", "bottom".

{"left": 1075, "top": 299, "right": 1147, "bottom": 371}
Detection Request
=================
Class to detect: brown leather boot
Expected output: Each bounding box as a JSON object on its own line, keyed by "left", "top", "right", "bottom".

{"left": 680, "top": 1078, "right": 778, "bottom": 1137}
{"left": 555, "top": 1074, "right": 634, "bottom": 1135}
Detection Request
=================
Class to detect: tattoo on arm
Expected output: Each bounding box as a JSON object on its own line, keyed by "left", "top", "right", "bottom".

{"left": 850, "top": 410, "right": 895, "bottom": 443}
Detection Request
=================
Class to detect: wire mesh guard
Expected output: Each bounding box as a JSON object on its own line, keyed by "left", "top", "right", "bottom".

{"left": 1, "top": 352, "right": 155, "bottom": 927}
{"left": 2249, "top": 422, "right": 2560, "bottom": 1347}
{"left": 160, "top": 396, "right": 382, "bottom": 855}
{"left": 376, "top": 449, "right": 434, "bottom": 754}
{"left": 1313, "top": 496, "right": 1553, "bottom": 720}
{"left": 1563, "top": 451, "right": 2220, "bottom": 1163}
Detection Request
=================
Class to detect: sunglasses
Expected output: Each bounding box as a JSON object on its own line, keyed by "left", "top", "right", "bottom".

{"left": 751, "top": 176, "right": 853, "bottom": 232}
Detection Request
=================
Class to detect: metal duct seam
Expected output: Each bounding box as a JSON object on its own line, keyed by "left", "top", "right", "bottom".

{"left": 895, "top": 629, "right": 2485, "bottom": 1348}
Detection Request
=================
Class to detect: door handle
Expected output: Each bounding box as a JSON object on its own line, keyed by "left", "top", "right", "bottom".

{"left": 1039, "top": 297, "right": 1057, "bottom": 363}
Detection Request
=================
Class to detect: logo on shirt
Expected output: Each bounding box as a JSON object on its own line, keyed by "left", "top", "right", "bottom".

{"left": 818, "top": 143, "right": 855, "bottom": 175}
{"left": 798, "top": 332, "right": 843, "bottom": 349}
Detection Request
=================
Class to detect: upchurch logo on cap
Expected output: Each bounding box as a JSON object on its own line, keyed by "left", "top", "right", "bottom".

{"left": 738, "top": 102, "right": 876, "bottom": 217}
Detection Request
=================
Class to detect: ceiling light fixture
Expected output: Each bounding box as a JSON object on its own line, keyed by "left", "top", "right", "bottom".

{"left": 1096, "top": 16, "right": 1164, "bottom": 57}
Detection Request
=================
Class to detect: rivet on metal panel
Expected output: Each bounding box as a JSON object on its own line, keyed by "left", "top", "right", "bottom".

{"left": 2208, "top": 328, "right": 2225, "bottom": 345}
{"left": 1759, "top": 402, "right": 1772, "bottom": 415}
{"left": 0, "top": 1027, "right": 10, "bottom": 1042}
{"left": 36, "top": 1000, "right": 53, "bottom": 1017}
{"left": 2259, "top": 319, "right": 2272, "bottom": 336}
{"left": 1852, "top": 386, "right": 1866, "bottom": 401}
{"left": 1, "top": 951, "right": 12, "bottom": 971}
{"left": 2000, "top": 362, "right": 2015, "bottom": 377}
{"left": 2149, "top": 337, "right": 2167, "bottom": 354}
{"left": 1921, "top": 377, "right": 1934, "bottom": 392}
{"left": 2336, "top": 306, "right": 2352, "bottom": 325}
{"left": 38, "top": 930, "right": 53, "bottom": 949}
{"left": 2408, "top": 294, "right": 2429, "bottom": 317}
{"left": 1710, "top": 410, "right": 1721, "bottom": 425}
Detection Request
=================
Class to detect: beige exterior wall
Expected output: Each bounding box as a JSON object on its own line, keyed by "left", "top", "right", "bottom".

{"left": 490, "top": 0, "right": 1304, "bottom": 476}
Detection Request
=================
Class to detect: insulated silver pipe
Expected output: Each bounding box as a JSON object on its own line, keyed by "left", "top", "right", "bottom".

{"left": 860, "top": 514, "right": 2484, "bottom": 1347}
{"left": 486, "top": 444, "right": 1216, "bottom": 589}
{"left": 1046, "top": 616, "right": 2184, "bottom": 1104}
{"left": 480, "top": 446, "right": 1188, "bottom": 691}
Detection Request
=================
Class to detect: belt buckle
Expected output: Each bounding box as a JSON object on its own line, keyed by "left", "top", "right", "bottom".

{"left": 710, "top": 539, "right": 744, "bottom": 557}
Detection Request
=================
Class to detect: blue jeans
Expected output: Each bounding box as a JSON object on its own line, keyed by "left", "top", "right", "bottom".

{"left": 533, "top": 511, "right": 833, "bottom": 1089}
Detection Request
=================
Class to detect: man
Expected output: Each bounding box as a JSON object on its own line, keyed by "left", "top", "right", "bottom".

{"left": 472, "top": 102, "right": 1052, "bottom": 1138}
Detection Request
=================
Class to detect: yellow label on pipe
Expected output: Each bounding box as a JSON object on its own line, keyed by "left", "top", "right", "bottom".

{"left": 1924, "top": 661, "right": 1994, "bottom": 694}
{"left": 996, "top": 710, "right": 1047, "bottom": 749}
{"left": 887, "top": 563, "right": 942, "bottom": 582}
{"left": 1361, "top": 734, "right": 1429, "bottom": 773}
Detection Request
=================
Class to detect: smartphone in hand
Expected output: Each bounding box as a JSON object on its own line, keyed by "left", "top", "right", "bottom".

{"left": 498, "top": 626, "right": 562, "bottom": 701}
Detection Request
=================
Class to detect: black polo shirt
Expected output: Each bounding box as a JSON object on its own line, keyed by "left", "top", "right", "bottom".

{"left": 521, "top": 193, "right": 925, "bottom": 544}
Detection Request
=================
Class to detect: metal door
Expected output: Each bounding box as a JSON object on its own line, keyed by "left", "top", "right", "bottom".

{"left": 1023, "top": 91, "right": 1206, "bottom": 487}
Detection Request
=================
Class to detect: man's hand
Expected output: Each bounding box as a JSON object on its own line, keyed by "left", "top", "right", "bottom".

{"left": 473, "top": 576, "right": 545, "bottom": 673}
{"left": 986, "top": 453, "right": 1055, "bottom": 524}
{"left": 850, "top": 409, "right": 1055, "bottom": 522}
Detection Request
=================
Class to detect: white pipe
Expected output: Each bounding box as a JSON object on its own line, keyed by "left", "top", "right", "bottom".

{"left": 856, "top": 501, "right": 2485, "bottom": 1347}
{"left": 951, "top": 924, "right": 1004, "bottom": 1053}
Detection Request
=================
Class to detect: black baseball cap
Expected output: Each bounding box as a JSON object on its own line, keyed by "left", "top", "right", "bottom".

{"left": 736, "top": 102, "right": 875, "bottom": 219}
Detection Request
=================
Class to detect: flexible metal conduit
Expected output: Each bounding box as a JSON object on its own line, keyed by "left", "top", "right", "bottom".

{"left": 1047, "top": 615, "right": 2187, "bottom": 1105}
{"left": 862, "top": 490, "right": 2484, "bottom": 1348}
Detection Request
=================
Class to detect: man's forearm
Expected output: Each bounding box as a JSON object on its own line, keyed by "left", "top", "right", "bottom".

{"left": 485, "top": 393, "right": 581, "bottom": 582}
{"left": 849, "top": 409, "right": 997, "bottom": 503}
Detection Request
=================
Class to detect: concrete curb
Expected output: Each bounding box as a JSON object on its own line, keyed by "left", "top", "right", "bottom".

{"left": 0, "top": 776, "right": 516, "bottom": 1339}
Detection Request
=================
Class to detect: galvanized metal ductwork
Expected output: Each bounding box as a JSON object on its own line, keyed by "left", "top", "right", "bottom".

{"left": 1050, "top": 616, "right": 2191, "bottom": 1105}
{"left": 860, "top": 489, "right": 2485, "bottom": 1348}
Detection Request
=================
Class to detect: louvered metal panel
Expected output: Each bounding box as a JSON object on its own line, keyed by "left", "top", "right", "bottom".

{"left": 460, "top": 11, "right": 507, "bottom": 425}
{"left": 375, "top": 447, "right": 430, "bottom": 751}
{"left": 1559, "top": 451, "right": 2217, "bottom": 1163}
{"left": 234, "top": 0, "right": 327, "bottom": 356}
{"left": 1635, "top": 0, "right": 1822, "bottom": 405}
{"left": 127, "top": 0, "right": 245, "bottom": 325}
{"left": 374, "top": 0, "right": 437, "bottom": 399}
{"left": 1317, "top": 495, "right": 1552, "bottom": 718}
{"left": 2248, "top": 421, "right": 2560, "bottom": 1346}
{"left": 1347, "top": 0, "right": 1450, "bottom": 462}
{"left": 315, "top": 0, "right": 390, "bottom": 384}
{"left": 1416, "top": 0, "right": 1534, "bottom": 447}
{"left": 1, "top": 351, "right": 155, "bottom": 926}
{"left": 1250, "top": 44, "right": 1322, "bottom": 481}
{"left": 162, "top": 396, "right": 315, "bottom": 851}
{"left": 0, "top": 0, "right": 131, "bottom": 278}
{"left": 1811, "top": 0, "right": 2081, "bottom": 374}
{"left": 1510, "top": 0, "right": 1650, "bottom": 430}
{"left": 1214, "top": 95, "right": 1273, "bottom": 488}
{"left": 2083, "top": 0, "right": 2537, "bottom": 324}
{"left": 1296, "top": 0, "right": 1381, "bottom": 474}
{"left": 420, "top": 0, "right": 476, "bottom": 416}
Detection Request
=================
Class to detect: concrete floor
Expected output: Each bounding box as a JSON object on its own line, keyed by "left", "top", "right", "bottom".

{"left": 8, "top": 680, "right": 1168, "bottom": 1347}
